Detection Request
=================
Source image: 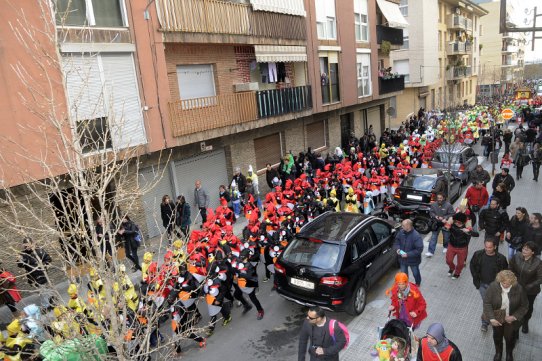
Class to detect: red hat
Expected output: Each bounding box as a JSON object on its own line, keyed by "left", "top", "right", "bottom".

{"left": 220, "top": 198, "right": 228, "bottom": 206}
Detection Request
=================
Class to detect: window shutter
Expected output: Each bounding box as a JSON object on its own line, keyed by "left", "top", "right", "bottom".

{"left": 177, "top": 64, "right": 216, "bottom": 100}
{"left": 100, "top": 53, "right": 147, "bottom": 149}
{"left": 306, "top": 120, "right": 327, "bottom": 150}
{"left": 254, "top": 133, "right": 282, "bottom": 171}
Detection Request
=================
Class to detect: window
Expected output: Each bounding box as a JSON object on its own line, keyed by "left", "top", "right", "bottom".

{"left": 76, "top": 117, "right": 112, "bottom": 153}
{"left": 438, "top": 31, "right": 442, "bottom": 51}
{"left": 351, "top": 228, "right": 376, "bottom": 260}
{"left": 401, "top": 28, "right": 409, "bottom": 50}
{"left": 370, "top": 222, "right": 391, "bottom": 242}
{"left": 316, "top": 0, "right": 337, "bottom": 40}
{"left": 399, "top": 0, "right": 408, "bottom": 17}
{"left": 356, "top": 53, "right": 372, "bottom": 97}
{"left": 254, "top": 133, "right": 283, "bottom": 170}
{"left": 354, "top": 0, "right": 369, "bottom": 42}
{"left": 320, "top": 54, "right": 340, "bottom": 103}
{"left": 176, "top": 64, "right": 216, "bottom": 108}
{"left": 393, "top": 59, "right": 409, "bottom": 83}
{"left": 479, "top": 24, "right": 483, "bottom": 36}
{"left": 55, "top": 0, "right": 125, "bottom": 27}
{"left": 438, "top": 58, "right": 442, "bottom": 79}
{"left": 306, "top": 120, "right": 328, "bottom": 150}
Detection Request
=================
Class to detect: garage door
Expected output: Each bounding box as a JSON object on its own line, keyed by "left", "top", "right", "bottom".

{"left": 138, "top": 165, "right": 174, "bottom": 238}
{"left": 173, "top": 149, "right": 228, "bottom": 224}
{"left": 367, "top": 106, "right": 382, "bottom": 140}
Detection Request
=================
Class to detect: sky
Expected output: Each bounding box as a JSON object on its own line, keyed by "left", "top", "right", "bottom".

{"left": 509, "top": 0, "right": 541, "bottom": 62}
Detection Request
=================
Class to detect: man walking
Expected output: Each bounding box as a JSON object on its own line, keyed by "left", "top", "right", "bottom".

{"left": 469, "top": 239, "right": 508, "bottom": 332}
{"left": 394, "top": 219, "right": 424, "bottom": 286}
{"left": 194, "top": 180, "right": 209, "bottom": 226}
{"left": 470, "top": 165, "right": 491, "bottom": 186}
{"left": 465, "top": 181, "right": 489, "bottom": 232}
{"left": 446, "top": 213, "right": 475, "bottom": 280}
{"left": 478, "top": 198, "right": 509, "bottom": 247}
{"left": 298, "top": 306, "right": 347, "bottom": 361}
{"left": 427, "top": 193, "right": 454, "bottom": 257}
{"left": 17, "top": 237, "right": 52, "bottom": 308}
{"left": 491, "top": 168, "right": 515, "bottom": 193}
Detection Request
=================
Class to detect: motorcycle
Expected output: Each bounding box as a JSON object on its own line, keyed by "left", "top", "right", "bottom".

{"left": 371, "top": 194, "right": 432, "bottom": 234}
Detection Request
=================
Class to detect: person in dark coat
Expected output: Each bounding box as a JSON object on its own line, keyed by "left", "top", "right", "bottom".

{"left": 17, "top": 237, "right": 51, "bottom": 287}
{"left": 525, "top": 213, "right": 542, "bottom": 256}
{"left": 505, "top": 207, "right": 530, "bottom": 260}
{"left": 483, "top": 270, "right": 528, "bottom": 361}
{"left": 160, "top": 195, "right": 176, "bottom": 237}
{"left": 479, "top": 198, "right": 509, "bottom": 246}
{"left": 470, "top": 165, "right": 490, "bottom": 186}
{"left": 232, "top": 167, "right": 247, "bottom": 194}
{"left": 393, "top": 219, "right": 424, "bottom": 286}
{"left": 417, "top": 323, "right": 462, "bottom": 361}
{"left": 491, "top": 183, "right": 511, "bottom": 211}
{"left": 298, "top": 306, "right": 347, "bottom": 361}
{"left": 175, "top": 195, "right": 191, "bottom": 237}
{"left": 509, "top": 241, "right": 542, "bottom": 334}
{"left": 218, "top": 184, "right": 231, "bottom": 204}
{"left": 119, "top": 215, "right": 142, "bottom": 271}
{"left": 492, "top": 168, "right": 515, "bottom": 193}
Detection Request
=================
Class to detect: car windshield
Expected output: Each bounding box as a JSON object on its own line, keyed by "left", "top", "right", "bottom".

{"left": 433, "top": 152, "right": 459, "bottom": 164}
{"left": 281, "top": 238, "right": 341, "bottom": 270}
{"left": 402, "top": 175, "right": 435, "bottom": 191}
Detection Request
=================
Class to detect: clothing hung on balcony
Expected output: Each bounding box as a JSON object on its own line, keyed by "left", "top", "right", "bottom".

{"left": 268, "top": 62, "right": 277, "bottom": 83}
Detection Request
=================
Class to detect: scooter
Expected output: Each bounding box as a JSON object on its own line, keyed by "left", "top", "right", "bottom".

{"left": 371, "top": 194, "right": 432, "bottom": 234}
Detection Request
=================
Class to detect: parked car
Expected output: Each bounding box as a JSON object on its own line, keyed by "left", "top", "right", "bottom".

{"left": 274, "top": 212, "right": 398, "bottom": 315}
{"left": 394, "top": 168, "right": 462, "bottom": 206}
{"left": 429, "top": 143, "right": 478, "bottom": 184}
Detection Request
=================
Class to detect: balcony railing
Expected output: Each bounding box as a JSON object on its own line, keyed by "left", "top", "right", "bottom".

{"left": 155, "top": 0, "right": 306, "bottom": 40}
{"left": 447, "top": 41, "right": 472, "bottom": 55}
{"left": 257, "top": 85, "right": 312, "bottom": 118}
{"left": 446, "top": 14, "right": 473, "bottom": 31}
{"left": 376, "top": 25, "right": 403, "bottom": 46}
{"left": 447, "top": 66, "right": 472, "bottom": 80}
{"left": 379, "top": 76, "right": 405, "bottom": 95}
{"left": 169, "top": 86, "right": 313, "bottom": 137}
{"left": 502, "top": 45, "right": 518, "bottom": 53}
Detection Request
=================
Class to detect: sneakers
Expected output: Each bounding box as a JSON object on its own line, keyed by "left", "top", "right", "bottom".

{"left": 257, "top": 310, "right": 264, "bottom": 320}
{"left": 222, "top": 315, "right": 232, "bottom": 326}
{"left": 443, "top": 248, "right": 448, "bottom": 254}
{"left": 447, "top": 270, "right": 454, "bottom": 277}
{"left": 425, "top": 252, "right": 434, "bottom": 257}
{"left": 481, "top": 324, "right": 488, "bottom": 332}
{"left": 262, "top": 277, "right": 270, "bottom": 283}
{"left": 451, "top": 274, "right": 460, "bottom": 280}
{"left": 242, "top": 304, "right": 253, "bottom": 314}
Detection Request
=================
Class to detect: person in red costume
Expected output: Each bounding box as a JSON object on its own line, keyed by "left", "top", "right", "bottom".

{"left": 386, "top": 272, "right": 427, "bottom": 330}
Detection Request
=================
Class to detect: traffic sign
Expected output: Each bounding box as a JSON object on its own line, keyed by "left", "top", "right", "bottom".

{"left": 501, "top": 108, "right": 514, "bottom": 120}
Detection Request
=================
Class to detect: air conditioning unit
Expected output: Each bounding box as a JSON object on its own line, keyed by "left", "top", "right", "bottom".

{"left": 234, "top": 82, "right": 259, "bottom": 92}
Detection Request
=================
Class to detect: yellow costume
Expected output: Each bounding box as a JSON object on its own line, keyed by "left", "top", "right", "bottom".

{"left": 344, "top": 188, "right": 359, "bottom": 213}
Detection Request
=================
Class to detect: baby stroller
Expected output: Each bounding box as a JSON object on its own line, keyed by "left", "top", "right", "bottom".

{"left": 373, "top": 313, "right": 413, "bottom": 361}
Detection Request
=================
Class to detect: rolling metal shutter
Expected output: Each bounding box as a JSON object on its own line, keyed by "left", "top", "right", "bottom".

{"left": 173, "top": 149, "right": 228, "bottom": 223}
{"left": 367, "top": 106, "right": 382, "bottom": 140}
{"left": 254, "top": 133, "right": 282, "bottom": 171}
{"left": 138, "top": 165, "right": 174, "bottom": 238}
{"left": 306, "top": 120, "right": 327, "bottom": 150}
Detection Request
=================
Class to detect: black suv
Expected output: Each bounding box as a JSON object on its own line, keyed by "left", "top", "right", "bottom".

{"left": 274, "top": 212, "right": 397, "bottom": 315}
{"left": 395, "top": 168, "right": 462, "bottom": 206}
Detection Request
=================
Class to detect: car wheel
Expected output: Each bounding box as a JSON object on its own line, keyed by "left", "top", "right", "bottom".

{"left": 347, "top": 282, "right": 367, "bottom": 315}
{"left": 413, "top": 216, "right": 431, "bottom": 234}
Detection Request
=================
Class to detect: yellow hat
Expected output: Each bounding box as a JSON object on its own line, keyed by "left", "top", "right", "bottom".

{"left": 89, "top": 267, "right": 97, "bottom": 278}
{"left": 172, "top": 240, "right": 183, "bottom": 249}
{"left": 330, "top": 189, "right": 336, "bottom": 197}
{"left": 6, "top": 319, "right": 21, "bottom": 336}
{"left": 67, "top": 283, "right": 78, "bottom": 296}
{"left": 143, "top": 252, "right": 153, "bottom": 262}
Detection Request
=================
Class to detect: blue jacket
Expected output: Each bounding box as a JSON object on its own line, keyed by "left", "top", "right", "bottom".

{"left": 393, "top": 228, "right": 423, "bottom": 266}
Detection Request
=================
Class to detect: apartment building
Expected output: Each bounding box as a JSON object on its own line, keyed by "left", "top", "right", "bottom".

{"left": 389, "top": 0, "right": 487, "bottom": 125}
{"left": 477, "top": 0, "right": 525, "bottom": 98}
{"left": 0, "top": 0, "right": 406, "bottom": 239}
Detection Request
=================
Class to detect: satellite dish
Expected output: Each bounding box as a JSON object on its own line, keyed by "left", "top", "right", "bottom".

{"left": 386, "top": 107, "right": 396, "bottom": 117}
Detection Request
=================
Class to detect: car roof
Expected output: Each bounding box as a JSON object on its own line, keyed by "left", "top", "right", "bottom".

{"left": 435, "top": 143, "right": 469, "bottom": 154}
{"left": 297, "top": 212, "right": 370, "bottom": 243}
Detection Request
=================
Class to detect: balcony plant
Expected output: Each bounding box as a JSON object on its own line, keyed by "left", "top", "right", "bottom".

{"left": 381, "top": 40, "right": 391, "bottom": 55}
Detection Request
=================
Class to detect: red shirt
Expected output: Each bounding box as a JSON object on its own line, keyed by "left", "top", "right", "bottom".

{"left": 465, "top": 186, "right": 489, "bottom": 207}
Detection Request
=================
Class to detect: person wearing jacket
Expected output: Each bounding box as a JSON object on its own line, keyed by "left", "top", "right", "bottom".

{"left": 505, "top": 207, "right": 530, "bottom": 260}
{"left": 232, "top": 167, "right": 247, "bottom": 195}
{"left": 446, "top": 213, "right": 474, "bottom": 279}
{"left": 525, "top": 213, "right": 542, "bottom": 256}
{"left": 265, "top": 163, "right": 279, "bottom": 189}
{"left": 233, "top": 249, "right": 264, "bottom": 320}
{"left": 17, "top": 237, "right": 51, "bottom": 287}
{"left": 492, "top": 168, "right": 515, "bottom": 193}
{"left": 160, "top": 195, "right": 176, "bottom": 237}
{"left": 427, "top": 193, "right": 455, "bottom": 257}
{"left": 465, "top": 181, "right": 489, "bottom": 232}
{"left": 479, "top": 198, "right": 509, "bottom": 247}
{"left": 417, "top": 322, "right": 462, "bottom": 361}
{"left": 509, "top": 241, "right": 542, "bottom": 334}
{"left": 470, "top": 165, "right": 490, "bottom": 186}
{"left": 118, "top": 215, "right": 141, "bottom": 271}
{"left": 0, "top": 264, "right": 21, "bottom": 314}
{"left": 387, "top": 272, "right": 427, "bottom": 329}
{"left": 512, "top": 142, "right": 528, "bottom": 180}
{"left": 175, "top": 195, "right": 191, "bottom": 237}
{"left": 298, "top": 306, "right": 347, "bottom": 361}
{"left": 194, "top": 180, "right": 210, "bottom": 225}
{"left": 530, "top": 142, "right": 542, "bottom": 181}
{"left": 491, "top": 183, "right": 511, "bottom": 211}
{"left": 483, "top": 270, "right": 528, "bottom": 361}
{"left": 470, "top": 239, "right": 509, "bottom": 332}
{"left": 394, "top": 219, "right": 424, "bottom": 286}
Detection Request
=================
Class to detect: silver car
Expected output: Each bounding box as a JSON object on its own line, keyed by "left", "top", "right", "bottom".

{"left": 429, "top": 144, "right": 478, "bottom": 184}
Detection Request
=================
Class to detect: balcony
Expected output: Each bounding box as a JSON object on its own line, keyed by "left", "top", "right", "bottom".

{"left": 447, "top": 66, "right": 472, "bottom": 80}
{"left": 502, "top": 45, "right": 518, "bottom": 53}
{"left": 257, "top": 85, "right": 312, "bottom": 118}
{"left": 446, "top": 14, "right": 473, "bottom": 32}
{"left": 376, "top": 25, "right": 403, "bottom": 46}
{"left": 502, "top": 56, "right": 518, "bottom": 67}
{"left": 155, "top": 0, "right": 306, "bottom": 41}
{"left": 447, "top": 42, "right": 472, "bottom": 55}
{"left": 168, "top": 86, "right": 313, "bottom": 137}
{"left": 378, "top": 75, "right": 405, "bottom": 95}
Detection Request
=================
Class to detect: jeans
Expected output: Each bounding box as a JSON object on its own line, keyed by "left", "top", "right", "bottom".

{"left": 125, "top": 238, "right": 141, "bottom": 270}
{"left": 400, "top": 263, "right": 421, "bottom": 286}
{"left": 508, "top": 245, "right": 517, "bottom": 260}
{"left": 428, "top": 228, "right": 450, "bottom": 254}
{"left": 471, "top": 210, "right": 480, "bottom": 232}
{"left": 479, "top": 283, "right": 490, "bottom": 326}
{"left": 232, "top": 200, "right": 241, "bottom": 217}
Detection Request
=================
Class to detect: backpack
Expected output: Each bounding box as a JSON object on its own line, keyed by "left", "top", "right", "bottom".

{"left": 329, "top": 319, "right": 350, "bottom": 350}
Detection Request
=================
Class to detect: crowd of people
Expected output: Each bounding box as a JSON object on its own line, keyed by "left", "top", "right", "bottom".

{"left": 1, "top": 103, "right": 541, "bottom": 361}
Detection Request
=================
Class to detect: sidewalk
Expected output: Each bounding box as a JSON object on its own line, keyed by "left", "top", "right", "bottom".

{"left": 342, "top": 141, "right": 542, "bottom": 360}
